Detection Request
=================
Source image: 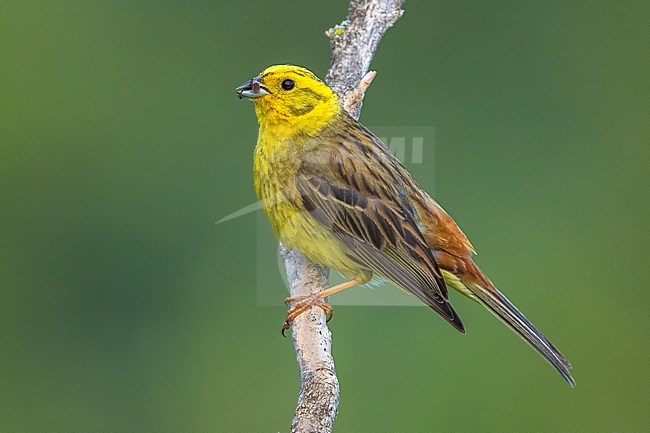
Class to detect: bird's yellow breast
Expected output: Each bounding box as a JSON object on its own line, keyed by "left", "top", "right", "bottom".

{"left": 253, "top": 128, "right": 362, "bottom": 278}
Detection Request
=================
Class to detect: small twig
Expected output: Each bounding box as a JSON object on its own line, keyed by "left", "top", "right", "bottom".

{"left": 342, "top": 71, "right": 377, "bottom": 113}
{"left": 283, "top": 1, "right": 405, "bottom": 432}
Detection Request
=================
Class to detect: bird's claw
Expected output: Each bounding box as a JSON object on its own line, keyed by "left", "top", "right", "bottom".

{"left": 281, "top": 293, "right": 333, "bottom": 336}
{"left": 281, "top": 320, "right": 291, "bottom": 338}
{"left": 325, "top": 307, "right": 333, "bottom": 323}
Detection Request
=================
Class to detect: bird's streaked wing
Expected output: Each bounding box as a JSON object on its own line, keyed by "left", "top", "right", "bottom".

{"left": 296, "top": 174, "right": 464, "bottom": 333}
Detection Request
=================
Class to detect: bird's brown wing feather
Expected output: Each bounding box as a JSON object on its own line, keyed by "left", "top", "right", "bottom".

{"left": 296, "top": 174, "right": 464, "bottom": 333}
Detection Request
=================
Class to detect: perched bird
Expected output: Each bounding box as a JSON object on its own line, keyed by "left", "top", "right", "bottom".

{"left": 237, "top": 65, "right": 574, "bottom": 386}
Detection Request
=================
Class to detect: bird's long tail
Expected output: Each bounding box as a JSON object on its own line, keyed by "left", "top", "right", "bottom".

{"left": 436, "top": 251, "right": 575, "bottom": 387}
{"left": 468, "top": 279, "right": 575, "bottom": 387}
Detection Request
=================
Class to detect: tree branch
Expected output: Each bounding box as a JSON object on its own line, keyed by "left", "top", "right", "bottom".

{"left": 282, "top": 1, "right": 404, "bottom": 432}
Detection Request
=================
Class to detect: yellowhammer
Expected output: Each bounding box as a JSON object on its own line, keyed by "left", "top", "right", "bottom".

{"left": 237, "top": 65, "right": 574, "bottom": 386}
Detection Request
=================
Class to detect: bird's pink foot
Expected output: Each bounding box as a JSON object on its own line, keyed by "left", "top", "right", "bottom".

{"left": 281, "top": 293, "right": 333, "bottom": 336}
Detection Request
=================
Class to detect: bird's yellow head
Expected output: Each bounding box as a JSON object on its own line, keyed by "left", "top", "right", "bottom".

{"left": 236, "top": 65, "right": 341, "bottom": 138}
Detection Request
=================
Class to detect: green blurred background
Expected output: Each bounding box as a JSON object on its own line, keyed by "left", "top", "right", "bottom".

{"left": 2, "top": 1, "right": 649, "bottom": 432}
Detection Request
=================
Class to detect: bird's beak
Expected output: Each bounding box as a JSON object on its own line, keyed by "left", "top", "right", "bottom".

{"left": 236, "top": 75, "right": 271, "bottom": 99}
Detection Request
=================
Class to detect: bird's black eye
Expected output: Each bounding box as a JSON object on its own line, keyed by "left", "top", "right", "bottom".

{"left": 281, "top": 79, "right": 295, "bottom": 90}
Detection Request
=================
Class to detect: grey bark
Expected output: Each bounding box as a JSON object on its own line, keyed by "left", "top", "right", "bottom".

{"left": 281, "top": 1, "right": 405, "bottom": 432}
